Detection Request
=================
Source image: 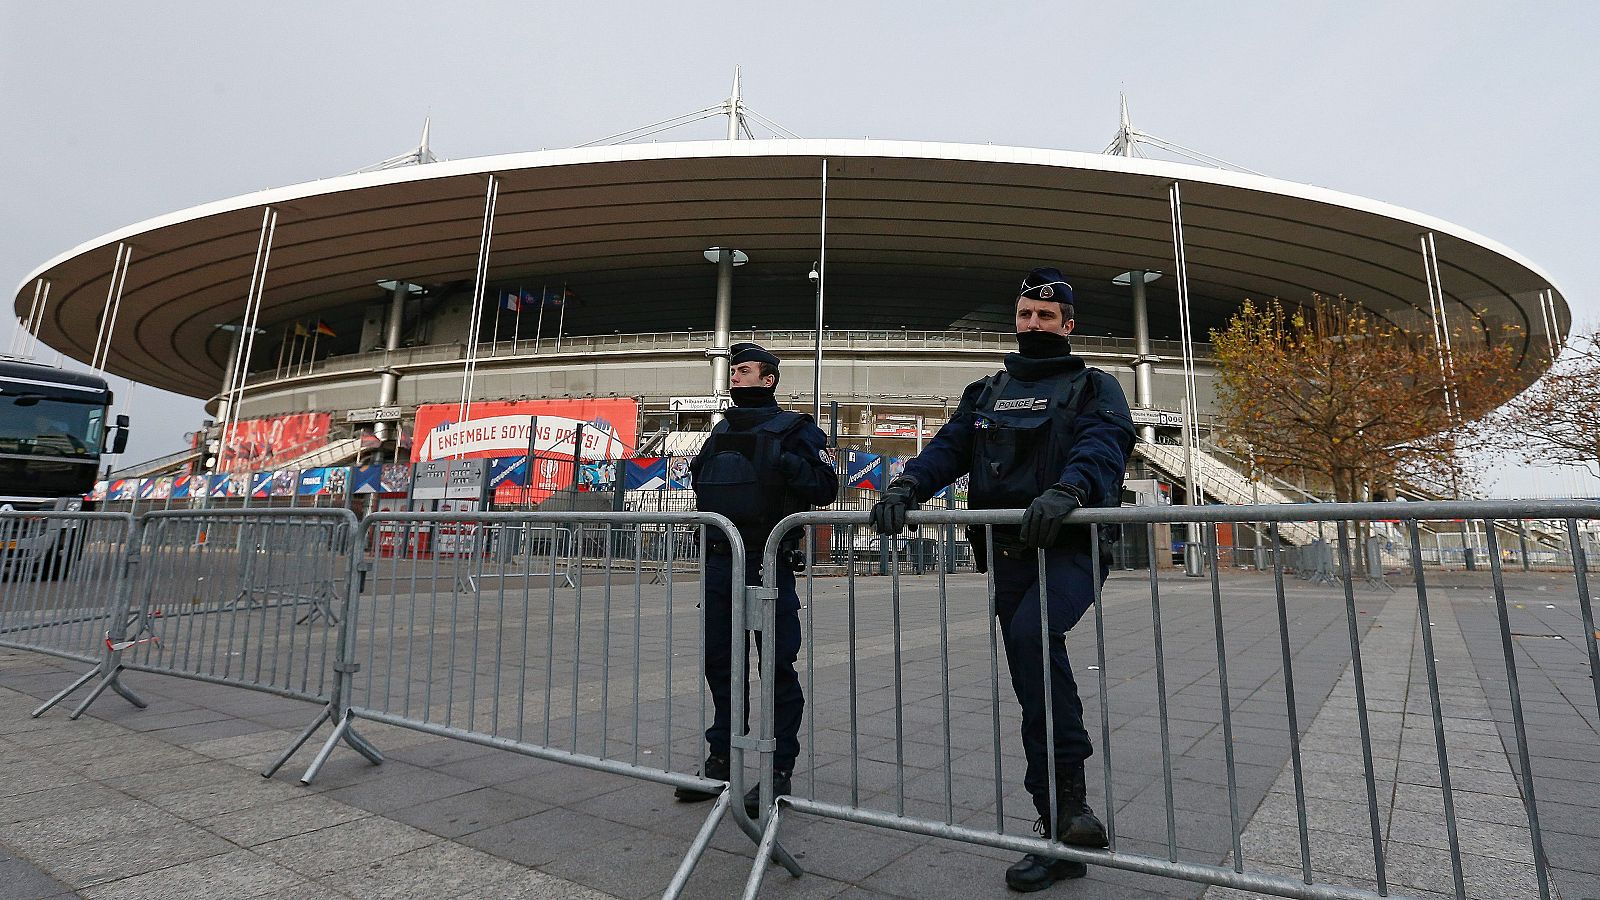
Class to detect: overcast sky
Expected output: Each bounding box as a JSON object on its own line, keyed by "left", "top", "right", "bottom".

{"left": 2, "top": 1, "right": 1595, "bottom": 495}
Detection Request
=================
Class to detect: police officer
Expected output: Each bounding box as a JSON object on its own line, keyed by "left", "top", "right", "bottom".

{"left": 871, "top": 268, "right": 1135, "bottom": 892}
{"left": 675, "top": 342, "right": 838, "bottom": 818}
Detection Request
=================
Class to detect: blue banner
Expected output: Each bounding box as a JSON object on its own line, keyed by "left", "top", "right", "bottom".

{"left": 624, "top": 457, "right": 668, "bottom": 491}
{"left": 297, "top": 468, "right": 327, "bottom": 496}
{"left": 845, "top": 451, "right": 883, "bottom": 491}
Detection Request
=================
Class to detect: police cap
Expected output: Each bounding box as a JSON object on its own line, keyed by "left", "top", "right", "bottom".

{"left": 1018, "top": 267, "right": 1075, "bottom": 307}
{"left": 730, "top": 342, "right": 780, "bottom": 369}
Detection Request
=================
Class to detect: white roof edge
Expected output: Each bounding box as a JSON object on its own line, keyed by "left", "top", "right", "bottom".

{"left": 14, "top": 138, "right": 1567, "bottom": 313}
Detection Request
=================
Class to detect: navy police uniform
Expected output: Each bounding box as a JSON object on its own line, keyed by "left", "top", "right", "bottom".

{"left": 682, "top": 343, "right": 837, "bottom": 813}
{"left": 875, "top": 268, "right": 1135, "bottom": 890}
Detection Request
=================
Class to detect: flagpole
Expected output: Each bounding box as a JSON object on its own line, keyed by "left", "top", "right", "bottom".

{"left": 275, "top": 326, "right": 288, "bottom": 378}
{"left": 308, "top": 327, "right": 320, "bottom": 373}
{"left": 535, "top": 283, "right": 547, "bottom": 354}
{"left": 492, "top": 290, "right": 503, "bottom": 356}
{"left": 556, "top": 281, "right": 567, "bottom": 349}
{"left": 296, "top": 325, "right": 310, "bottom": 375}
{"left": 513, "top": 284, "right": 523, "bottom": 348}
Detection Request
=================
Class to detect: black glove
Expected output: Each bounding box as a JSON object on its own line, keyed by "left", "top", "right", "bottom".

{"left": 870, "top": 476, "right": 920, "bottom": 535}
{"left": 1020, "top": 486, "right": 1082, "bottom": 548}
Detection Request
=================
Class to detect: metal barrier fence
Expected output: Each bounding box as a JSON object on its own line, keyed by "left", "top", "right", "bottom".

{"left": 287, "top": 510, "right": 799, "bottom": 898}
{"left": 740, "top": 501, "right": 1600, "bottom": 900}
{"left": 9, "top": 501, "right": 1598, "bottom": 898}
{"left": 33, "top": 508, "right": 356, "bottom": 723}
{"left": 2, "top": 511, "right": 144, "bottom": 717}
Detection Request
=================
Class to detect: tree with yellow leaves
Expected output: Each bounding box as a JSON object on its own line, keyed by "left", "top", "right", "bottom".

{"left": 1211, "top": 296, "right": 1520, "bottom": 503}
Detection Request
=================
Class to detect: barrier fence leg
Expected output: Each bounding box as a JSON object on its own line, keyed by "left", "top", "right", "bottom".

{"left": 742, "top": 801, "right": 789, "bottom": 900}
{"left": 30, "top": 666, "right": 101, "bottom": 718}
{"left": 662, "top": 788, "right": 732, "bottom": 900}
{"left": 34, "top": 540, "right": 146, "bottom": 719}
{"left": 264, "top": 705, "right": 332, "bottom": 778}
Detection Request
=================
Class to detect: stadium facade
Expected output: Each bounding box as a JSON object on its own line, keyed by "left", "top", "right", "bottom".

{"left": 9, "top": 117, "right": 1572, "bottom": 505}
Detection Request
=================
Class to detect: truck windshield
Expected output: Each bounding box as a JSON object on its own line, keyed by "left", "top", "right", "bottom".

{"left": 0, "top": 396, "right": 105, "bottom": 458}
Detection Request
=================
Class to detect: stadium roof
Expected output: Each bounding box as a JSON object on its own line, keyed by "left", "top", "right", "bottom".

{"left": 13, "top": 139, "right": 1570, "bottom": 400}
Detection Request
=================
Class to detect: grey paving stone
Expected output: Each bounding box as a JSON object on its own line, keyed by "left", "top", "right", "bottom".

{"left": 0, "top": 855, "right": 79, "bottom": 900}
{"left": 77, "top": 849, "right": 305, "bottom": 900}
{"left": 252, "top": 816, "right": 439, "bottom": 880}
{"left": 387, "top": 787, "right": 546, "bottom": 839}
{"left": 194, "top": 794, "right": 371, "bottom": 846}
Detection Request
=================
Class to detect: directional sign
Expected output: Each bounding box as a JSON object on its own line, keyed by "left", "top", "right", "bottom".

{"left": 669, "top": 395, "right": 730, "bottom": 413}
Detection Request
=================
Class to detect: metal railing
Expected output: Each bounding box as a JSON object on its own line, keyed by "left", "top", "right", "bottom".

{"left": 240, "top": 329, "right": 1215, "bottom": 387}
{"left": 33, "top": 509, "right": 355, "bottom": 723}
{"left": 8, "top": 500, "right": 1597, "bottom": 898}
{"left": 286, "top": 510, "right": 798, "bottom": 898}
{"left": 1, "top": 512, "right": 144, "bottom": 718}
{"left": 738, "top": 500, "right": 1600, "bottom": 900}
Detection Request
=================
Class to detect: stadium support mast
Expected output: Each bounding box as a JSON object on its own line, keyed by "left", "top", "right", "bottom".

{"left": 1103, "top": 95, "right": 1263, "bottom": 176}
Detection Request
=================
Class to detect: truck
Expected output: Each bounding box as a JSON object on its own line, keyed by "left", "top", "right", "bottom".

{"left": 0, "top": 358, "right": 129, "bottom": 579}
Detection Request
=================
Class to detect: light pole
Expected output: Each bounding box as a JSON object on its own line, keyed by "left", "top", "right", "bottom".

{"left": 810, "top": 262, "right": 823, "bottom": 424}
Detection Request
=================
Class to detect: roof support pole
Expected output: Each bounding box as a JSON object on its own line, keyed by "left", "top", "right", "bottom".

{"left": 458, "top": 175, "right": 500, "bottom": 424}
{"left": 11, "top": 278, "right": 46, "bottom": 357}
{"left": 1168, "top": 183, "right": 1204, "bottom": 509}
{"left": 90, "top": 243, "right": 133, "bottom": 371}
{"left": 1418, "top": 232, "right": 1459, "bottom": 423}
{"left": 25, "top": 279, "right": 51, "bottom": 358}
{"left": 1130, "top": 270, "right": 1156, "bottom": 444}
{"left": 813, "top": 159, "right": 828, "bottom": 426}
{"left": 710, "top": 248, "right": 734, "bottom": 424}
{"left": 217, "top": 207, "right": 277, "bottom": 472}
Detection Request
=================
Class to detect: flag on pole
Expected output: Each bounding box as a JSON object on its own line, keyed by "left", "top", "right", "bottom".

{"left": 293, "top": 322, "right": 310, "bottom": 337}
{"left": 315, "top": 320, "right": 337, "bottom": 337}
{"left": 500, "top": 290, "right": 523, "bottom": 312}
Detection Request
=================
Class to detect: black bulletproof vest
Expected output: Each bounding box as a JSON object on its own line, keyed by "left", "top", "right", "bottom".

{"left": 968, "top": 368, "right": 1090, "bottom": 510}
{"left": 693, "top": 410, "right": 805, "bottom": 540}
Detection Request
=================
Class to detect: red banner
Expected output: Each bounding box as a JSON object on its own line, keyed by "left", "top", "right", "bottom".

{"left": 218, "top": 413, "right": 330, "bottom": 473}
{"left": 412, "top": 399, "right": 638, "bottom": 505}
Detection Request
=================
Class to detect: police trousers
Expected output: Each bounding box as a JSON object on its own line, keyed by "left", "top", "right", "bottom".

{"left": 992, "top": 544, "right": 1101, "bottom": 813}
{"left": 703, "top": 550, "right": 805, "bottom": 773}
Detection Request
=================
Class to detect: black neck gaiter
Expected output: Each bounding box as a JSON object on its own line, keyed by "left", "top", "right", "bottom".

{"left": 1015, "top": 330, "right": 1073, "bottom": 358}
{"left": 729, "top": 385, "right": 777, "bottom": 408}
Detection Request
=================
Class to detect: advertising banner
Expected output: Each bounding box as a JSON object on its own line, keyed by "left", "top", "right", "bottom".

{"left": 413, "top": 399, "right": 637, "bottom": 506}
{"left": 578, "top": 461, "right": 616, "bottom": 490}
{"left": 297, "top": 468, "right": 327, "bottom": 496}
{"left": 171, "top": 475, "right": 193, "bottom": 500}
{"left": 218, "top": 412, "right": 331, "bottom": 473}
{"left": 845, "top": 451, "right": 883, "bottom": 491}
{"left": 488, "top": 456, "right": 528, "bottom": 491}
{"left": 270, "top": 470, "right": 297, "bottom": 497}
{"left": 89, "top": 481, "right": 108, "bottom": 502}
{"left": 379, "top": 463, "right": 410, "bottom": 494}
{"left": 350, "top": 465, "right": 384, "bottom": 495}
{"left": 668, "top": 457, "right": 693, "bottom": 490}
{"left": 624, "top": 457, "right": 668, "bottom": 491}
{"left": 250, "top": 472, "right": 273, "bottom": 499}
{"left": 323, "top": 467, "right": 350, "bottom": 496}
{"left": 137, "top": 479, "right": 159, "bottom": 500}
{"left": 412, "top": 399, "right": 637, "bottom": 464}
{"left": 107, "top": 479, "right": 135, "bottom": 501}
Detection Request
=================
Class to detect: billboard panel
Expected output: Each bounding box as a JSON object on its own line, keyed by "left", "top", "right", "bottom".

{"left": 218, "top": 412, "right": 331, "bottom": 473}
{"left": 412, "top": 399, "right": 638, "bottom": 505}
{"left": 412, "top": 399, "right": 637, "bottom": 464}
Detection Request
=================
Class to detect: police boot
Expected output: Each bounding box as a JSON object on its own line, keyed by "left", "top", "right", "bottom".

{"left": 1004, "top": 818, "right": 1086, "bottom": 892}
{"left": 1056, "top": 763, "right": 1108, "bottom": 848}
{"left": 743, "top": 769, "right": 791, "bottom": 819}
{"left": 674, "top": 753, "right": 729, "bottom": 802}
